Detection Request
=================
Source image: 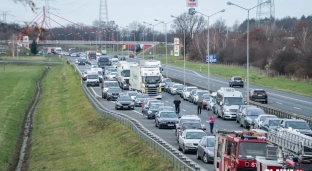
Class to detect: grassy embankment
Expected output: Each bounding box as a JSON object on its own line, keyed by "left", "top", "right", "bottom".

{"left": 139, "top": 45, "right": 312, "bottom": 97}
{"left": 0, "top": 55, "right": 67, "bottom": 62}
{"left": 0, "top": 63, "right": 45, "bottom": 170}
{"left": 28, "top": 65, "right": 175, "bottom": 171}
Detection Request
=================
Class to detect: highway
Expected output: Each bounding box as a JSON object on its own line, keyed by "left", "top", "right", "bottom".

{"left": 72, "top": 60, "right": 257, "bottom": 171}
{"left": 160, "top": 64, "right": 312, "bottom": 117}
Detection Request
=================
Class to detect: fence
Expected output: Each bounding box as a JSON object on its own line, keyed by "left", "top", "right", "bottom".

{"left": 166, "top": 75, "right": 312, "bottom": 127}
{"left": 73, "top": 64, "right": 207, "bottom": 171}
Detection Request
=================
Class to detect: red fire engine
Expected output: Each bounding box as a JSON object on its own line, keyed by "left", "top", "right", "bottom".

{"left": 214, "top": 129, "right": 270, "bottom": 171}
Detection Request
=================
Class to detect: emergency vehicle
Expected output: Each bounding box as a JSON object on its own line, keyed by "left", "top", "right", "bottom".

{"left": 214, "top": 129, "right": 268, "bottom": 171}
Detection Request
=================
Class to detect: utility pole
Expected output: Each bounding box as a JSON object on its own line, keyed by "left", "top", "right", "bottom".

{"left": 1, "top": 11, "right": 10, "bottom": 23}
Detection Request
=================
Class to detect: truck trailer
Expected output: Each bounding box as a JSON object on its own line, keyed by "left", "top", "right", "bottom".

{"left": 117, "top": 61, "right": 138, "bottom": 90}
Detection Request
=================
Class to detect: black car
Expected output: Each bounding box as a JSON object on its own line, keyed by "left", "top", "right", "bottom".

{"left": 115, "top": 95, "right": 134, "bottom": 110}
{"left": 229, "top": 76, "right": 244, "bottom": 88}
{"left": 196, "top": 136, "right": 215, "bottom": 163}
{"left": 134, "top": 93, "right": 149, "bottom": 107}
{"left": 113, "top": 55, "right": 118, "bottom": 58}
{"left": 78, "top": 59, "right": 86, "bottom": 65}
{"left": 249, "top": 89, "right": 268, "bottom": 104}
{"left": 143, "top": 103, "right": 165, "bottom": 119}
{"left": 106, "top": 87, "right": 122, "bottom": 101}
{"left": 155, "top": 111, "right": 179, "bottom": 129}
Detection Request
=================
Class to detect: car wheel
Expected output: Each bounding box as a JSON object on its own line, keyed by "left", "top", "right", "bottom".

{"left": 182, "top": 145, "right": 187, "bottom": 154}
{"left": 131, "top": 107, "right": 134, "bottom": 110}
{"left": 196, "top": 151, "right": 201, "bottom": 160}
{"left": 203, "top": 153, "right": 208, "bottom": 163}
{"left": 107, "top": 98, "right": 110, "bottom": 101}
{"left": 265, "top": 100, "right": 268, "bottom": 104}
{"left": 147, "top": 116, "right": 150, "bottom": 119}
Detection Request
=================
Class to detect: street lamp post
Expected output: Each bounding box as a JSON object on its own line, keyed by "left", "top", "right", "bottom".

{"left": 227, "top": 0, "right": 271, "bottom": 105}
{"left": 143, "top": 21, "right": 163, "bottom": 59}
{"left": 171, "top": 15, "right": 186, "bottom": 85}
{"left": 194, "top": 9, "right": 225, "bottom": 92}
{"left": 155, "top": 19, "right": 174, "bottom": 78}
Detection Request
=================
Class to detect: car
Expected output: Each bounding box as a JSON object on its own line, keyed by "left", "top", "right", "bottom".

{"left": 133, "top": 93, "right": 149, "bottom": 107}
{"left": 142, "top": 99, "right": 161, "bottom": 113}
{"left": 75, "top": 58, "right": 79, "bottom": 64}
{"left": 188, "top": 89, "right": 202, "bottom": 103}
{"left": 169, "top": 83, "right": 183, "bottom": 95}
{"left": 207, "top": 93, "right": 217, "bottom": 113}
{"left": 141, "top": 98, "right": 155, "bottom": 110}
{"left": 278, "top": 119, "right": 312, "bottom": 136}
{"left": 177, "top": 122, "right": 206, "bottom": 141}
{"left": 165, "top": 82, "right": 175, "bottom": 93}
{"left": 129, "top": 54, "right": 134, "bottom": 58}
{"left": 115, "top": 95, "right": 134, "bottom": 110}
{"left": 249, "top": 89, "right": 268, "bottom": 103}
{"left": 160, "top": 78, "right": 172, "bottom": 88}
{"left": 143, "top": 103, "right": 165, "bottom": 119}
{"left": 126, "top": 91, "right": 138, "bottom": 101}
{"left": 236, "top": 105, "right": 256, "bottom": 124}
{"left": 196, "top": 136, "right": 215, "bottom": 163}
{"left": 97, "top": 70, "right": 103, "bottom": 83}
{"left": 193, "top": 90, "right": 210, "bottom": 104}
{"left": 82, "top": 70, "right": 90, "bottom": 81}
{"left": 101, "top": 80, "right": 119, "bottom": 99}
{"left": 113, "top": 55, "right": 118, "bottom": 58}
{"left": 253, "top": 114, "right": 277, "bottom": 129}
{"left": 106, "top": 87, "right": 122, "bottom": 101}
{"left": 78, "top": 59, "right": 86, "bottom": 65}
{"left": 85, "top": 73, "right": 100, "bottom": 87}
{"left": 105, "top": 72, "right": 117, "bottom": 80}
{"left": 155, "top": 111, "right": 179, "bottom": 129}
{"left": 239, "top": 107, "right": 265, "bottom": 128}
{"left": 229, "top": 76, "right": 244, "bottom": 88}
{"left": 182, "top": 86, "right": 198, "bottom": 100}
{"left": 175, "top": 114, "right": 202, "bottom": 138}
{"left": 261, "top": 118, "right": 282, "bottom": 131}
{"left": 178, "top": 129, "right": 207, "bottom": 154}
{"left": 201, "top": 94, "right": 211, "bottom": 109}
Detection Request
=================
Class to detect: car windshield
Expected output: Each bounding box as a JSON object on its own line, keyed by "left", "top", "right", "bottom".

{"left": 238, "top": 142, "right": 266, "bottom": 159}
{"left": 173, "top": 84, "right": 182, "bottom": 88}
{"left": 260, "top": 115, "right": 277, "bottom": 121}
{"left": 247, "top": 108, "right": 265, "bottom": 115}
{"left": 177, "top": 85, "right": 184, "bottom": 90}
{"left": 180, "top": 119, "right": 201, "bottom": 125}
{"left": 148, "top": 101, "right": 160, "bottom": 106}
{"left": 234, "top": 77, "right": 242, "bottom": 80}
{"left": 87, "top": 74, "right": 98, "bottom": 79}
{"left": 104, "top": 82, "right": 118, "bottom": 87}
{"left": 162, "top": 79, "right": 171, "bottom": 83}
{"left": 185, "top": 132, "right": 206, "bottom": 139}
{"left": 136, "top": 94, "right": 148, "bottom": 98}
{"left": 109, "top": 88, "right": 121, "bottom": 93}
{"left": 160, "top": 112, "right": 178, "bottom": 118}
{"left": 109, "top": 72, "right": 117, "bottom": 75}
{"left": 144, "top": 76, "right": 161, "bottom": 84}
{"left": 187, "top": 88, "right": 197, "bottom": 91}
{"left": 268, "top": 119, "right": 281, "bottom": 126}
{"left": 150, "top": 103, "right": 164, "bottom": 109}
{"left": 285, "top": 121, "right": 310, "bottom": 129}
{"left": 122, "top": 70, "right": 130, "bottom": 77}
{"left": 224, "top": 97, "right": 244, "bottom": 106}
{"left": 107, "top": 68, "right": 117, "bottom": 72}
{"left": 128, "top": 92, "right": 138, "bottom": 96}
{"left": 207, "top": 138, "right": 215, "bottom": 147}
{"left": 159, "top": 107, "right": 174, "bottom": 111}
{"left": 118, "top": 97, "right": 132, "bottom": 101}
{"left": 203, "top": 95, "right": 211, "bottom": 99}
{"left": 182, "top": 123, "right": 202, "bottom": 130}
{"left": 247, "top": 115, "right": 259, "bottom": 120}
{"left": 197, "top": 91, "right": 209, "bottom": 96}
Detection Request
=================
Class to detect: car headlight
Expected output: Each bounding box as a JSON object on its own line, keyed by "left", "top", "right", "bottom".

{"left": 116, "top": 102, "right": 122, "bottom": 106}
{"left": 185, "top": 143, "right": 193, "bottom": 146}
{"left": 207, "top": 150, "right": 213, "bottom": 156}
{"left": 148, "top": 111, "right": 152, "bottom": 114}
{"left": 224, "top": 108, "right": 230, "bottom": 112}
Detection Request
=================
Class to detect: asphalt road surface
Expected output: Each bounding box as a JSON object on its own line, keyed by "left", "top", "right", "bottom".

{"left": 73, "top": 60, "right": 255, "bottom": 171}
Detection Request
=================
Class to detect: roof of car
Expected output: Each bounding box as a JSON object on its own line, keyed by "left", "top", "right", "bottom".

{"left": 118, "top": 95, "right": 131, "bottom": 98}
{"left": 180, "top": 115, "right": 201, "bottom": 119}
{"left": 184, "top": 129, "right": 205, "bottom": 133}
{"left": 127, "top": 91, "right": 137, "bottom": 93}
{"left": 182, "top": 122, "right": 201, "bottom": 125}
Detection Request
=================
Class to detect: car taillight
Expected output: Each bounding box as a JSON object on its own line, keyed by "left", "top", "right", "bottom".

{"left": 264, "top": 93, "right": 267, "bottom": 96}
{"left": 252, "top": 93, "right": 256, "bottom": 96}
{"left": 177, "top": 126, "right": 181, "bottom": 129}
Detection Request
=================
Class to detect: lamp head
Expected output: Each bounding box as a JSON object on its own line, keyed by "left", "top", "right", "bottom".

{"left": 221, "top": 9, "right": 225, "bottom": 12}
{"left": 227, "top": 2, "right": 233, "bottom": 5}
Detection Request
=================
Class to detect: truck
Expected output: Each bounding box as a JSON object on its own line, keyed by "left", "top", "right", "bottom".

{"left": 86, "top": 51, "right": 97, "bottom": 61}
{"left": 97, "top": 55, "right": 110, "bottom": 69}
{"left": 140, "top": 59, "right": 163, "bottom": 73}
{"left": 117, "top": 61, "right": 138, "bottom": 90}
{"left": 129, "top": 65, "right": 162, "bottom": 99}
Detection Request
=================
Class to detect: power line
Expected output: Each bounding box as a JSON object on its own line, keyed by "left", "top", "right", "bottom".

{"left": 0, "top": 11, "right": 11, "bottom": 23}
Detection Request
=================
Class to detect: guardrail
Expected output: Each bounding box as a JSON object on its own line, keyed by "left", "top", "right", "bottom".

{"left": 73, "top": 64, "right": 207, "bottom": 171}
{"left": 165, "top": 75, "right": 312, "bottom": 127}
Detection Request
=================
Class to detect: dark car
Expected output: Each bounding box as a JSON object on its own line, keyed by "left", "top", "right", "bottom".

{"left": 239, "top": 107, "right": 265, "bottom": 128}
{"left": 143, "top": 103, "right": 165, "bottom": 119}
{"left": 142, "top": 99, "right": 160, "bottom": 113}
{"left": 249, "top": 89, "right": 268, "bottom": 104}
{"left": 278, "top": 119, "right": 312, "bottom": 137}
{"left": 115, "top": 95, "right": 134, "bottom": 110}
{"left": 229, "top": 76, "right": 244, "bottom": 88}
{"left": 164, "top": 82, "right": 174, "bottom": 92}
{"left": 106, "top": 87, "right": 122, "bottom": 101}
{"left": 134, "top": 93, "right": 149, "bottom": 107}
{"left": 129, "top": 54, "right": 134, "bottom": 58}
{"left": 113, "top": 55, "right": 118, "bottom": 58}
{"left": 155, "top": 111, "right": 179, "bottom": 129}
{"left": 196, "top": 136, "right": 215, "bottom": 163}
{"left": 261, "top": 118, "right": 282, "bottom": 131}
{"left": 78, "top": 59, "right": 86, "bottom": 65}
{"left": 176, "top": 85, "right": 185, "bottom": 96}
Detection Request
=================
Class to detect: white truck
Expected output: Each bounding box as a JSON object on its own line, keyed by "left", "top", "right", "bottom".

{"left": 140, "top": 59, "right": 163, "bottom": 73}
{"left": 129, "top": 65, "right": 162, "bottom": 99}
{"left": 117, "top": 61, "right": 138, "bottom": 90}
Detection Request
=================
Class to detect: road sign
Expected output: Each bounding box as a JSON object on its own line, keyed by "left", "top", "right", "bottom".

{"left": 158, "top": 54, "right": 162, "bottom": 58}
{"left": 206, "top": 54, "right": 217, "bottom": 64}
{"left": 174, "top": 38, "right": 179, "bottom": 45}
{"left": 174, "top": 45, "right": 179, "bottom": 56}
{"left": 186, "top": 0, "right": 198, "bottom": 7}
{"left": 189, "top": 8, "right": 196, "bottom": 15}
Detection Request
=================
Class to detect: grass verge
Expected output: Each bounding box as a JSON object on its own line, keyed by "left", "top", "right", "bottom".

{"left": 0, "top": 63, "right": 45, "bottom": 171}
{"left": 28, "top": 65, "right": 175, "bottom": 171}
{"left": 138, "top": 45, "right": 312, "bottom": 97}
{"left": 0, "top": 55, "right": 67, "bottom": 62}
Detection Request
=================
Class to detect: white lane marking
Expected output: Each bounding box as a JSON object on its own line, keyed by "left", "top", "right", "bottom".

{"left": 165, "top": 65, "right": 312, "bottom": 105}
{"left": 294, "top": 107, "right": 301, "bottom": 110}
{"left": 110, "top": 101, "right": 115, "bottom": 103}
{"left": 182, "top": 109, "right": 186, "bottom": 111}
{"left": 133, "top": 110, "right": 143, "bottom": 115}
{"left": 276, "top": 102, "right": 282, "bottom": 105}
{"left": 90, "top": 87, "right": 101, "bottom": 98}
{"left": 192, "top": 71, "right": 202, "bottom": 77}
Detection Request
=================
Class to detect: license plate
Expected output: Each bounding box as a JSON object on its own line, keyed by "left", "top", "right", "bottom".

{"left": 258, "top": 94, "right": 263, "bottom": 96}
{"left": 168, "top": 124, "right": 174, "bottom": 126}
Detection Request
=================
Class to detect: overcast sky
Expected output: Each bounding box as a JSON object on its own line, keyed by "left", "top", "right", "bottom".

{"left": 2, "top": 0, "right": 311, "bottom": 31}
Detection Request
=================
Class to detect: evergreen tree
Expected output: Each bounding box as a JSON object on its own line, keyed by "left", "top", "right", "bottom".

{"left": 30, "top": 40, "right": 39, "bottom": 55}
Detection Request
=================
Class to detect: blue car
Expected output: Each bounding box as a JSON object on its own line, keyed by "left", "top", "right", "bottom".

{"left": 143, "top": 103, "right": 164, "bottom": 119}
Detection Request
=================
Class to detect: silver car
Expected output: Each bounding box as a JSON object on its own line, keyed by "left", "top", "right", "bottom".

{"left": 105, "top": 72, "right": 117, "bottom": 80}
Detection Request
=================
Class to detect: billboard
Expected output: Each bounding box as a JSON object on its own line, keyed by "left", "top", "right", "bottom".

{"left": 186, "top": 0, "right": 198, "bottom": 7}
{"left": 23, "top": 36, "right": 29, "bottom": 50}
{"left": 174, "top": 38, "right": 179, "bottom": 45}
{"left": 174, "top": 45, "right": 179, "bottom": 56}
{"left": 206, "top": 54, "right": 217, "bottom": 64}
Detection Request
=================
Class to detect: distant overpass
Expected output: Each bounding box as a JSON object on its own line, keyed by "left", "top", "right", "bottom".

{"left": 0, "top": 40, "right": 158, "bottom": 45}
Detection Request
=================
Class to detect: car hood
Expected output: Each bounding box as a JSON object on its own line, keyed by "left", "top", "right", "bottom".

{"left": 159, "top": 117, "right": 179, "bottom": 122}
{"left": 184, "top": 139, "right": 202, "bottom": 144}
{"left": 204, "top": 147, "right": 215, "bottom": 155}
{"left": 224, "top": 105, "right": 239, "bottom": 110}
{"left": 136, "top": 98, "right": 146, "bottom": 101}
{"left": 117, "top": 101, "right": 132, "bottom": 104}
{"left": 130, "top": 96, "right": 136, "bottom": 100}
{"left": 298, "top": 129, "right": 312, "bottom": 135}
